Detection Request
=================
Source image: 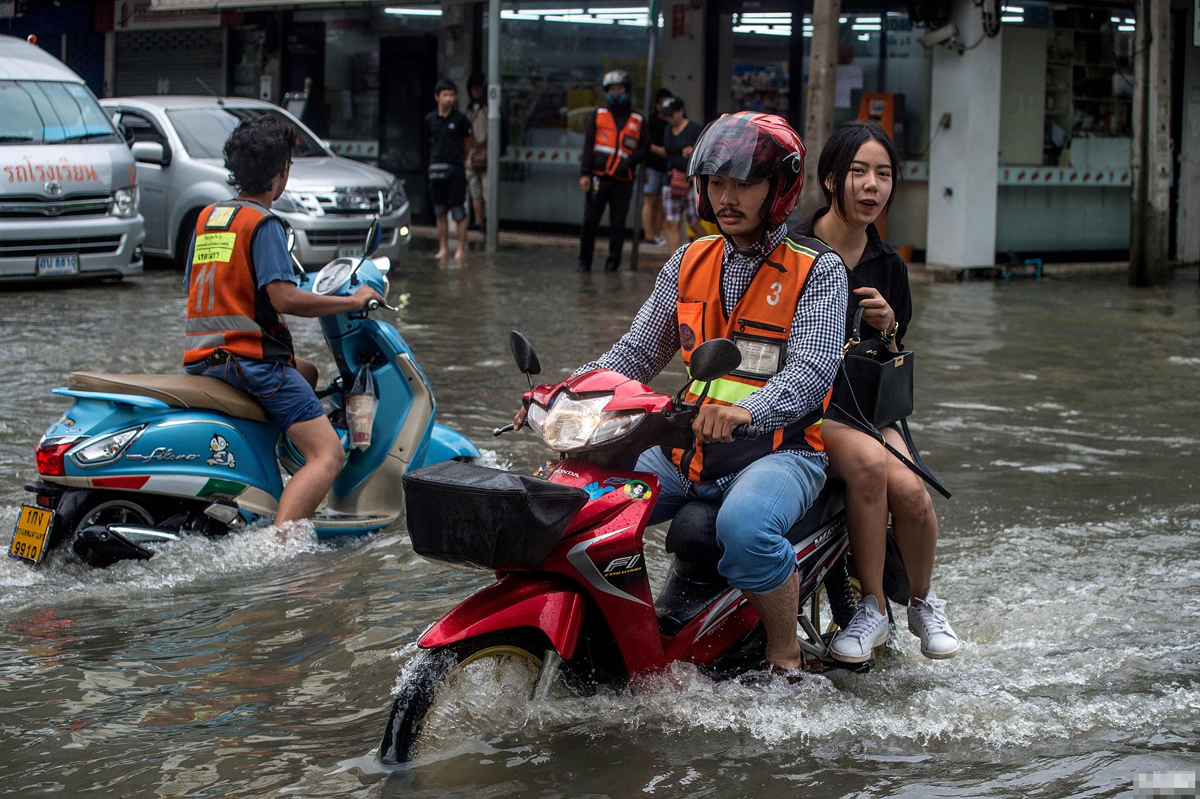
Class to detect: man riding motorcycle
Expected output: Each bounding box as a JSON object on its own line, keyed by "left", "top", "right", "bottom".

{"left": 518, "top": 112, "right": 848, "bottom": 670}
{"left": 183, "top": 115, "right": 382, "bottom": 527}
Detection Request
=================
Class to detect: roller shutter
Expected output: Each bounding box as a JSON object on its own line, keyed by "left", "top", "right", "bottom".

{"left": 115, "top": 28, "right": 225, "bottom": 97}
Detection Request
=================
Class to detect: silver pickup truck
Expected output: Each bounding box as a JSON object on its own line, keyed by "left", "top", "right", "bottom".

{"left": 0, "top": 35, "right": 144, "bottom": 283}
{"left": 99, "top": 96, "right": 411, "bottom": 270}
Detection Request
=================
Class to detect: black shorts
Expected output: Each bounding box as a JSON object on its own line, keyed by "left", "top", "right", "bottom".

{"left": 428, "top": 164, "right": 467, "bottom": 221}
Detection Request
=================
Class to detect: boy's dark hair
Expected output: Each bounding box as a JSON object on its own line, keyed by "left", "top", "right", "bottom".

{"left": 434, "top": 78, "right": 458, "bottom": 96}
{"left": 655, "top": 87, "right": 674, "bottom": 102}
{"left": 817, "top": 119, "right": 902, "bottom": 219}
{"left": 224, "top": 114, "right": 294, "bottom": 196}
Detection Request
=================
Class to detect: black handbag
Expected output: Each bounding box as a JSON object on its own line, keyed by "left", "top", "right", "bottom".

{"left": 830, "top": 307, "right": 914, "bottom": 428}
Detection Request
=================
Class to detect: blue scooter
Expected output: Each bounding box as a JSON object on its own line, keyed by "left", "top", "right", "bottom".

{"left": 18, "top": 213, "right": 478, "bottom": 568}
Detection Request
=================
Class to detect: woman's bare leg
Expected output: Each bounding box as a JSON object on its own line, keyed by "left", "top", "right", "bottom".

{"left": 880, "top": 426, "right": 938, "bottom": 600}
{"left": 823, "top": 419, "right": 890, "bottom": 611}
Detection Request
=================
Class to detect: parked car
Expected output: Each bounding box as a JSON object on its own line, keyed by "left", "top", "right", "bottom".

{"left": 0, "top": 35, "right": 145, "bottom": 284}
{"left": 98, "top": 96, "right": 411, "bottom": 270}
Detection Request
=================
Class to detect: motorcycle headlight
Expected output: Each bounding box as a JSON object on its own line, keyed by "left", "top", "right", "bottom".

{"left": 529, "top": 393, "right": 644, "bottom": 452}
{"left": 111, "top": 186, "right": 138, "bottom": 218}
{"left": 277, "top": 190, "right": 323, "bottom": 215}
{"left": 70, "top": 426, "right": 142, "bottom": 467}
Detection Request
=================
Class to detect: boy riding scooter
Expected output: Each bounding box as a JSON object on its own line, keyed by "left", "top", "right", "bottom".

{"left": 184, "top": 116, "right": 383, "bottom": 526}
{"left": 517, "top": 113, "right": 848, "bottom": 670}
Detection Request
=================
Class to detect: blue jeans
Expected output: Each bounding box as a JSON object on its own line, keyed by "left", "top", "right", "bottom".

{"left": 636, "top": 446, "right": 826, "bottom": 594}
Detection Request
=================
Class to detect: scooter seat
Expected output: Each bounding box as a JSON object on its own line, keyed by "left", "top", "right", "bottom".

{"left": 68, "top": 372, "right": 270, "bottom": 423}
{"left": 664, "top": 479, "right": 846, "bottom": 568}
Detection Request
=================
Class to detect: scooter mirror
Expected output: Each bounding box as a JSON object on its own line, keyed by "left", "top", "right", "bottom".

{"left": 509, "top": 331, "right": 541, "bottom": 377}
{"left": 285, "top": 226, "right": 296, "bottom": 253}
{"left": 363, "top": 213, "right": 382, "bottom": 258}
{"left": 689, "top": 338, "right": 742, "bottom": 383}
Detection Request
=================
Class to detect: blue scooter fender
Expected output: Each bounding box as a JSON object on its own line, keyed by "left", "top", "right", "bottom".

{"left": 416, "top": 423, "right": 481, "bottom": 468}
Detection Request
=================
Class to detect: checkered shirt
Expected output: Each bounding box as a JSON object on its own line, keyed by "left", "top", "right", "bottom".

{"left": 578, "top": 224, "right": 848, "bottom": 486}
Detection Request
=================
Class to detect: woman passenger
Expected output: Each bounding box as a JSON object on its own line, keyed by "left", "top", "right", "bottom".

{"left": 795, "top": 120, "right": 960, "bottom": 663}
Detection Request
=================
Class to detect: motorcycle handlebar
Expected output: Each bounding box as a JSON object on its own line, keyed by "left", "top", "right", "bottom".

{"left": 732, "top": 423, "right": 759, "bottom": 440}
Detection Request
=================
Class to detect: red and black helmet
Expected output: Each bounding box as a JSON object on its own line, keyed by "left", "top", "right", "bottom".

{"left": 687, "top": 112, "right": 806, "bottom": 227}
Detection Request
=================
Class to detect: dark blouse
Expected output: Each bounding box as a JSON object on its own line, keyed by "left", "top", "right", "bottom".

{"left": 795, "top": 208, "right": 912, "bottom": 349}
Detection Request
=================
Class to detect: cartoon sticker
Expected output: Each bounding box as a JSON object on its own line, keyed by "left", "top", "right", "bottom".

{"left": 624, "top": 480, "right": 651, "bottom": 501}
{"left": 679, "top": 323, "right": 697, "bottom": 352}
{"left": 583, "top": 481, "right": 616, "bottom": 501}
{"left": 206, "top": 434, "right": 236, "bottom": 468}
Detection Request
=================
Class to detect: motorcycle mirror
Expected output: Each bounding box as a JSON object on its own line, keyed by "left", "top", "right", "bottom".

{"left": 285, "top": 226, "right": 296, "bottom": 253}
{"left": 509, "top": 331, "right": 541, "bottom": 385}
{"left": 688, "top": 338, "right": 741, "bottom": 383}
{"left": 363, "top": 214, "right": 382, "bottom": 258}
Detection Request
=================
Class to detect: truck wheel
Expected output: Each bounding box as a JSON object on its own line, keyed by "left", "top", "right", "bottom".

{"left": 175, "top": 209, "right": 201, "bottom": 271}
{"left": 379, "top": 631, "right": 552, "bottom": 765}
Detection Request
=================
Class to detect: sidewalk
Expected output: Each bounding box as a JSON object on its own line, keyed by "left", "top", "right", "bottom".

{"left": 412, "top": 224, "right": 1171, "bottom": 281}
{"left": 409, "top": 224, "right": 676, "bottom": 269}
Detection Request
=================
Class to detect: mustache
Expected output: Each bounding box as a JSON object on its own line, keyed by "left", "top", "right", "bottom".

{"left": 717, "top": 208, "right": 745, "bottom": 218}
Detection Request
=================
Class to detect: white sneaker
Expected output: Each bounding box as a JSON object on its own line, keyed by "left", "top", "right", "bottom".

{"left": 829, "top": 595, "right": 889, "bottom": 663}
{"left": 907, "top": 589, "right": 960, "bottom": 659}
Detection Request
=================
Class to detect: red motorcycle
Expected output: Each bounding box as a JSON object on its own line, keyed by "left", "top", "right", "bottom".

{"left": 378, "top": 333, "right": 870, "bottom": 764}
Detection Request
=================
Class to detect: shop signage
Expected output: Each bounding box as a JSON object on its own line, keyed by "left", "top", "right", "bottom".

{"left": 151, "top": 0, "right": 352, "bottom": 8}
{"left": 672, "top": 5, "right": 688, "bottom": 37}
{"left": 116, "top": 0, "right": 219, "bottom": 29}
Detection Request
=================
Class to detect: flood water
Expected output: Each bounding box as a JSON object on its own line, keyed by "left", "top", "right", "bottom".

{"left": 1, "top": 250, "right": 1198, "bottom": 797}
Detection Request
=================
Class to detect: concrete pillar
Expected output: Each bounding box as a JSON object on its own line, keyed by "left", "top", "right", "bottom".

{"left": 439, "top": 0, "right": 476, "bottom": 99}
{"left": 659, "top": 0, "right": 704, "bottom": 115}
{"left": 799, "top": 0, "right": 840, "bottom": 219}
{"left": 924, "top": 0, "right": 1002, "bottom": 269}
{"left": 1129, "top": 0, "right": 1172, "bottom": 285}
{"left": 1178, "top": 4, "right": 1200, "bottom": 266}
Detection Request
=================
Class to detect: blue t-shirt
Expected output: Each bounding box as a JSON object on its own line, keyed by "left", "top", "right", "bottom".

{"left": 183, "top": 215, "right": 297, "bottom": 289}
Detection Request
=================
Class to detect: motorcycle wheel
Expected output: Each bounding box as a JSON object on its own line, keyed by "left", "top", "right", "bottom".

{"left": 379, "top": 631, "right": 551, "bottom": 765}
{"left": 67, "top": 492, "right": 165, "bottom": 567}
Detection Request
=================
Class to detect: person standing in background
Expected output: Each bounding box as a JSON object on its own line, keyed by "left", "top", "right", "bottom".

{"left": 577, "top": 69, "right": 649, "bottom": 272}
{"left": 641, "top": 87, "right": 674, "bottom": 247}
{"left": 661, "top": 97, "right": 703, "bottom": 252}
{"left": 424, "top": 79, "right": 472, "bottom": 262}
{"left": 465, "top": 73, "right": 489, "bottom": 233}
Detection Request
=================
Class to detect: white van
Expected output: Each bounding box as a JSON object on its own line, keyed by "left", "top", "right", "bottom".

{"left": 0, "top": 35, "right": 144, "bottom": 283}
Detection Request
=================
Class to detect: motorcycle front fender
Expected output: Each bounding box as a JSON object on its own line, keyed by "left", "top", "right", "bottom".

{"left": 418, "top": 574, "right": 585, "bottom": 660}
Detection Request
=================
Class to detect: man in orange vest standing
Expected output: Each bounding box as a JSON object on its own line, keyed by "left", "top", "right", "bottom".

{"left": 184, "top": 116, "right": 382, "bottom": 528}
{"left": 577, "top": 70, "right": 649, "bottom": 272}
{"left": 520, "top": 113, "right": 847, "bottom": 670}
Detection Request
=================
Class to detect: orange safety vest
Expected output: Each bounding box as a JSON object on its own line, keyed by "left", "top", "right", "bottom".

{"left": 591, "top": 108, "right": 643, "bottom": 181}
{"left": 184, "top": 200, "right": 296, "bottom": 367}
{"left": 664, "top": 234, "right": 832, "bottom": 483}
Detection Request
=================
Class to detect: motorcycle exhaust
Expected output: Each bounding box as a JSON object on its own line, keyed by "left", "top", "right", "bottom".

{"left": 74, "top": 524, "right": 181, "bottom": 568}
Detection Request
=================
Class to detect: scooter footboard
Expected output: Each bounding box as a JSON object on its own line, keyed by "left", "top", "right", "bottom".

{"left": 418, "top": 574, "right": 585, "bottom": 659}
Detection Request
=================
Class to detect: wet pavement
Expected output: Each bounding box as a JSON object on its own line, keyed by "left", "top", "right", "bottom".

{"left": 1, "top": 250, "right": 1198, "bottom": 797}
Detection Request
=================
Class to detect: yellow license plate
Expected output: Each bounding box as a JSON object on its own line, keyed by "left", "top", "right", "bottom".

{"left": 9, "top": 504, "right": 54, "bottom": 565}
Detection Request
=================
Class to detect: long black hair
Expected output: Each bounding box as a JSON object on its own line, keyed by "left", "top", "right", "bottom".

{"left": 817, "top": 120, "right": 902, "bottom": 220}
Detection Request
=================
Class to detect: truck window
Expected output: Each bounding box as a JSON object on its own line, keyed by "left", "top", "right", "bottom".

{"left": 166, "top": 107, "right": 325, "bottom": 159}
{"left": 0, "top": 80, "right": 120, "bottom": 144}
{"left": 117, "top": 111, "right": 168, "bottom": 146}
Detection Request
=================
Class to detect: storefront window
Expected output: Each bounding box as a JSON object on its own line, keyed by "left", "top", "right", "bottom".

{"left": 484, "top": 4, "right": 658, "bottom": 223}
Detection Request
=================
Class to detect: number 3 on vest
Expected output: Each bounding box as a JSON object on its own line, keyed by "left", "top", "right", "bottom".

{"left": 766, "top": 281, "right": 782, "bottom": 306}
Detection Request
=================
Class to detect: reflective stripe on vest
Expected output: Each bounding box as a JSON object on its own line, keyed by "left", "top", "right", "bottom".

{"left": 663, "top": 234, "right": 831, "bottom": 483}
{"left": 592, "top": 108, "right": 643, "bottom": 181}
{"left": 184, "top": 201, "right": 295, "bottom": 367}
